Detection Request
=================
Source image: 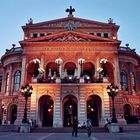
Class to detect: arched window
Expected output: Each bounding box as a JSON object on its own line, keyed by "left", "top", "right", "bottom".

{"left": 130, "top": 72, "right": 136, "bottom": 92}
{"left": 5, "top": 72, "right": 10, "bottom": 94}
{"left": 120, "top": 71, "right": 128, "bottom": 91}
{"left": 13, "top": 70, "right": 21, "bottom": 92}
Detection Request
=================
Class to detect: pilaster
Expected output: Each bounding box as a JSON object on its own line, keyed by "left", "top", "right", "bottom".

{"left": 78, "top": 87, "right": 86, "bottom": 124}
{"left": 53, "top": 88, "right": 62, "bottom": 127}
{"left": 20, "top": 56, "right": 27, "bottom": 85}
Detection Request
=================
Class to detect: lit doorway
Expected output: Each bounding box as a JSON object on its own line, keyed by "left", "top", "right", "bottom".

{"left": 63, "top": 95, "right": 77, "bottom": 127}
{"left": 39, "top": 95, "right": 54, "bottom": 126}
{"left": 87, "top": 95, "right": 101, "bottom": 126}
{"left": 10, "top": 104, "right": 17, "bottom": 124}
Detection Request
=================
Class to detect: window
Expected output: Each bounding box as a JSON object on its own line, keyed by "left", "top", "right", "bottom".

{"left": 13, "top": 71, "right": 21, "bottom": 92}
{"left": 33, "top": 33, "right": 38, "bottom": 38}
{"left": 0, "top": 75, "right": 2, "bottom": 93}
{"left": 104, "top": 33, "right": 108, "bottom": 38}
{"left": 89, "top": 32, "right": 94, "bottom": 35}
{"left": 40, "top": 33, "right": 45, "bottom": 37}
{"left": 120, "top": 71, "right": 128, "bottom": 91}
{"left": 130, "top": 72, "right": 136, "bottom": 91}
{"left": 5, "top": 72, "right": 10, "bottom": 94}
{"left": 97, "top": 33, "right": 101, "bottom": 37}
{"left": 47, "top": 32, "right": 52, "bottom": 35}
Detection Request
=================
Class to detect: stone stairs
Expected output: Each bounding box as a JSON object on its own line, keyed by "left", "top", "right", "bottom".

{"left": 31, "top": 127, "right": 108, "bottom": 133}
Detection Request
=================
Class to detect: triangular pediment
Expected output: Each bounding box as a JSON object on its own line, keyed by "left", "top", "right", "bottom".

{"left": 23, "top": 16, "right": 119, "bottom": 30}
{"left": 22, "top": 31, "right": 119, "bottom": 43}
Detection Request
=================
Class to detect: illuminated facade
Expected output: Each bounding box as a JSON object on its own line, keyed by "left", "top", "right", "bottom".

{"left": 0, "top": 7, "right": 140, "bottom": 127}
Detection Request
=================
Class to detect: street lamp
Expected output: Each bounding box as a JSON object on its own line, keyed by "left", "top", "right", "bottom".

{"left": 78, "top": 58, "right": 85, "bottom": 77}
{"left": 107, "top": 84, "right": 118, "bottom": 123}
{"left": 20, "top": 83, "right": 33, "bottom": 123}
{"left": 55, "top": 58, "right": 62, "bottom": 77}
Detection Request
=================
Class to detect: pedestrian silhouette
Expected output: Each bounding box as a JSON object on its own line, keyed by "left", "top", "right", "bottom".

{"left": 72, "top": 116, "right": 78, "bottom": 137}
{"left": 86, "top": 119, "right": 92, "bottom": 137}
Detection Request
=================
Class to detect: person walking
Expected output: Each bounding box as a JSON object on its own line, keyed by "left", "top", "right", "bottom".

{"left": 86, "top": 119, "right": 92, "bottom": 137}
{"left": 72, "top": 116, "right": 78, "bottom": 137}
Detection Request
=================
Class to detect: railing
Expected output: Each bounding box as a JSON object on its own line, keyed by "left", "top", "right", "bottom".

{"left": 118, "top": 46, "right": 136, "bottom": 54}
{"left": 32, "top": 76, "right": 105, "bottom": 84}
{"left": 5, "top": 47, "right": 23, "bottom": 54}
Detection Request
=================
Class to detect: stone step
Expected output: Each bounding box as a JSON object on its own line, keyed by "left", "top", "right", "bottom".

{"left": 31, "top": 127, "right": 108, "bottom": 133}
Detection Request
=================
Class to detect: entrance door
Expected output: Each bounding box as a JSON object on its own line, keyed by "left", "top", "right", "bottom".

{"left": 39, "top": 95, "right": 53, "bottom": 126}
{"left": 10, "top": 105, "right": 17, "bottom": 124}
{"left": 63, "top": 95, "right": 77, "bottom": 127}
{"left": 87, "top": 95, "right": 101, "bottom": 126}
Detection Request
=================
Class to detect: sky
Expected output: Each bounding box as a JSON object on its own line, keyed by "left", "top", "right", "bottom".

{"left": 0, "top": 0, "right": 140, "bottom": 57}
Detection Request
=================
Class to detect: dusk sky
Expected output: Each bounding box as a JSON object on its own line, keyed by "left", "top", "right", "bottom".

{"left": 0, "top": 0, "right": 140, "bottom": 57}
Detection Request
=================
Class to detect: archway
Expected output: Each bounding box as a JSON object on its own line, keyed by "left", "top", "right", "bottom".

{"left": 87, "top": 95, "right": 101, "bottom": 126}
{"left": 27, "top": 61, "right": 40, "bottom": 83}
{"left": 46, "top": 62, "right": 57, "bottom": 78}
{"left": 63, "top": 95, "right": 77, "bottom": 127}
{"left": 39, "top": 95, "right": 54, "bottom": 126}
{"left": 124, "top": 104, "right": 133, "bottom": 124}
{"left": 83, "top": 62, "right": 95, "bottom": 82}
{"left": 100, "top": 61, "right": 114, "bottom": 83}
{"left": 9, "top": 104, "right": 17, "bottom": 124}
{"left": 64, "top": 62, "right": 76, "bottom": 76}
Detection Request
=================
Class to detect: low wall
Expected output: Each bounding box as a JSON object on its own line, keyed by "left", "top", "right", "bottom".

{"left": 0, "top": 125, "right": 19, "bottom": 132}
{"left": 120, "top": 124, "right": 140, "bottom": 132}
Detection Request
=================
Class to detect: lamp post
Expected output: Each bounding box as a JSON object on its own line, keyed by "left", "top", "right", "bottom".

{"left": 20, "top": 83, "right": 33, "bottom": 123}
{"left": 78, "top": 58, "right": 85, "bottom": 77}
{"left": 136, "top": 104, "right": 140, "bottom": 118}
{"left": 107, "top": 84, "right": 118, "bottom": 123}
{"left": 55, "top": 58, "right": 62, "bottom": 77}
{"left": 1, "top": 104, "right": 6, "bottom": 123}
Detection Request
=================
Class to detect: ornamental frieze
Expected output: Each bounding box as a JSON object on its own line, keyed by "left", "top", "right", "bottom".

{"left": 49, "top": 33, "right": 91, "bottom": 42}
{"left": 40, "top": 20, "right": 99, "bottom": 28}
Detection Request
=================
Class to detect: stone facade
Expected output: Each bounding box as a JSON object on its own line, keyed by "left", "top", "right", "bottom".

{"left": 0, "top": 9, "right": 140, "bottom": 127}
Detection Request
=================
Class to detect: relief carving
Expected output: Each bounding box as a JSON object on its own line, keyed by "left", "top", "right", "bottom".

{"left": 49, "top": 33, "right": 91, "bottom": 42}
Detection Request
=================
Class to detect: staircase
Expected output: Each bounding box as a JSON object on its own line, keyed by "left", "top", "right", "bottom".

{"left": 31, "top": 127, "right": 108, "bottom": 133}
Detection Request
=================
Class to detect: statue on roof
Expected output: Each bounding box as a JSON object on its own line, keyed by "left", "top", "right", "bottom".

{"left": 28, "top": 18, "right": 33, "bottom": 24}
{"left": 108, "top": 18, "right": 113, "bottom": 24}
{"left": 66, "top": 6, "right": 75, "bottom": 17}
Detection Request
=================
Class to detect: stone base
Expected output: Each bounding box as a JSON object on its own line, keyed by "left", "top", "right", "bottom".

{"left": 56, "top": 78, "right": 61, "bottom": 83}
{"left": 20, "top": 123, "right": 30, "bottom": 133}
{"left": 79, "top": 77, "right": 85, "bottom": 83}
{"left": 108, "top": 123, "right": 120, "bottom": 133}
{"left": 118, "top": 118, "right": 127, "bottom": 125}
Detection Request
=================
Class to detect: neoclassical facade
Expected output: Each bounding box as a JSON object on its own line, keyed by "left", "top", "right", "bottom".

{"left": 0, "top": 8, "right": 140, "bottom": 127}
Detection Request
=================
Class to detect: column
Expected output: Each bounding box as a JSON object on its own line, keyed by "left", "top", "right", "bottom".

{"left": 40, "top": 54, "right": 45, "bottom": 78}
{"left": 20, "top": 55, "right": 27, "bottom": 85}
{"left": 30, "top": 89, "right": 37, "bottom": 123}
{"left": 78, "top": 87, "right": 86, "bottom": 125}
{"left": 77, "top": 63, "right": 80, "bottom": 79}
{"left": 100, "top": 86, "right": 110, "bottom": 126}
{"left": 96, "top": 56, "right": 100, "bottom": 77}
{"left": 40, "top": 54, "right": 45, "bottom": 68}
{"left": 114, "top": 54, "right": 120, "bottom": 85}
{"left": 6, "top": 64, "right": 13, "bottom": 95}
{"left": 53, "top": 89, "right": 62, "bottom": 127}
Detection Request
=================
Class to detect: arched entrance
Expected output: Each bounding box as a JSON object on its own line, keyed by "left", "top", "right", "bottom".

{"left": 64, "top": 62, "right": 76, "bottom": 76}
{"left": 87, "top": 95, "right": 101, "bottom": 126}
{"left": 100, "top": 61, "right": 114, "bottom": 83}
{"left": 83, "top": 62, "right": 95, "bottom": 80}
{"left": 9, "top": 104, "right": 17, "bottom": 124}
{"left": 39, "top": 95, "right": 54, "bottom": 126}
{"left": 124, "top": 104, "right": 133, "bottom": 124}
{"left": 63, "top": 95, "right": 77, "bottom": 127}
{"left": 27, "top": 60, "right": 40, "bottom": 83}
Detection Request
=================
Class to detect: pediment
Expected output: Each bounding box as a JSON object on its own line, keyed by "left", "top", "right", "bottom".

{"left": 23, "top": 31, "right": 118, "bottom": 43}
{"left": 24, "top": 16, "right": 119, "bottom": 30}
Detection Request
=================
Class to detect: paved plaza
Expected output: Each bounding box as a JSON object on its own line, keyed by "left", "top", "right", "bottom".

{"left": 0, "top": 132, "right": 140, "bottom": 140}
